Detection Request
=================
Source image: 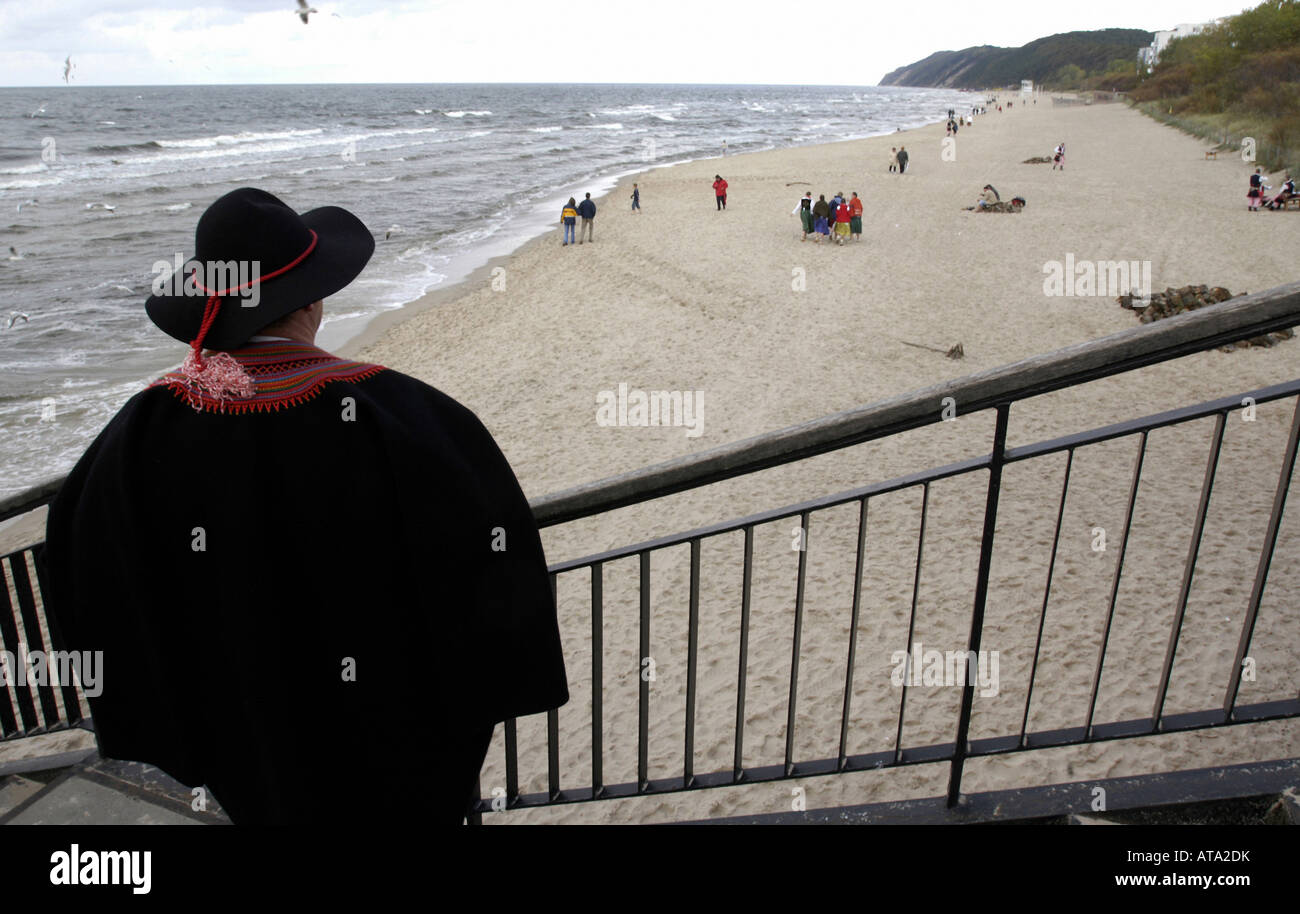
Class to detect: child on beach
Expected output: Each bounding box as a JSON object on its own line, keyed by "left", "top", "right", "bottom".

{"left": 792, "top": 191, "right": 813, "bottom": 241}
{"left": 560, "top": 197, "right": 578, "bottom": 245}
{"left": 1052, "top": 143, "right": 1065, "bottom": 170}
{"left": 1248, "top": 168, "right": 1267, "bottom": 210}
{"left": 631, "top": 183, "right": 641, "bottom": 212}
{"left": 889, "top": 147, "right": 898, "bottom": 173}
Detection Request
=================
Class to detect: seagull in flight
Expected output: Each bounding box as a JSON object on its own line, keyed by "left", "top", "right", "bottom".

{"left": 8, "top": 247, "right": 24, "bottom": 261}
{"left": 63, "top": 56, "right": 74, "bottom": 84}
{"left": 16, "top": 199, "right": 38, "bottom": 214}
{"left": 385, "top": 225, "right": 402, "bottom": 240}
{"left": 28, "top": 102, "right": 47, "bottom": 118}
{"left": 7, "top": 312, "right": 30, "bottom": 329}
{"left": 295, "top": 0, "right": 317, "bottom": 24}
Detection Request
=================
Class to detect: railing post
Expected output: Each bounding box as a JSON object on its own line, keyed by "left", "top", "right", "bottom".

{"left": 947, "top": 403, "right": 1010, "bottom": 808}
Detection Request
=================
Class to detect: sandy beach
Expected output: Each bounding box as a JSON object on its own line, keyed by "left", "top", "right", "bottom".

{"left": 352, "top": 98, "right": 1300, "bottom": 823}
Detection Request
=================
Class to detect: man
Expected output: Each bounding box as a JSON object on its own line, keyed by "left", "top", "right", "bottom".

{"left": 897, "top": 145, "right": 909, "bottom": 174}
{"left": 577, "top": 192, "right": 596, "bottom": 243}
{"left": 40, "top": 188, "right": 568, "bottom": 824}
{"left": 713, "top": 175, "right": 728, "bottom": 210}
{"left": 791, "top": 191, "right": 813, "bottom": 241}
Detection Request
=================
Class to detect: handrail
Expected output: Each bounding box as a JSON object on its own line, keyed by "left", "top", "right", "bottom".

{"left": 4, "top": 280, "right": 1300, "bottom": 528}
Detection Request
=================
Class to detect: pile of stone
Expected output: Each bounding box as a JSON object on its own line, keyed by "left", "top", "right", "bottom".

{"left": 1116, "top": 284, "right": 1295, "bottom": 349}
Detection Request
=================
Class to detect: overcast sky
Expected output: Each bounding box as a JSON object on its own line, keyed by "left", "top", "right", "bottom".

{"left": 0, "top": 0, "right": 1252, "bottom": 87}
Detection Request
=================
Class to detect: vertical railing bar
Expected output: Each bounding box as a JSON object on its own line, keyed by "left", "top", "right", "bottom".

{"left": 0, "top": 556, "right": 27, "bottom": 737}
{"left": 638, "top": 550, "right": 650, "bottom": 792}
{"left": 468, "top": 776, "right": 483, "bottom": 825}
{"left": 1084, "top": 431, "right": 1148, "bottom": 737}
{"left": 893, "top": 481, "right": 930, "bottom": 766}
{"left": 1152, "top": 411, "right": 1227, "bottom": 730}
{"left": 546, "top": 709, "right": 560, "bottom": 800}
{"left": 684, "top": 539, "right": 701, "bottom": 786}
{"left": 590, "top": 562, "right": 604, "bottom": 798}
{"left": 947, "top": 403, "right": 1011, "bottom": 808}
{"left": 547, "top": 573, "right": 560, "bottom": 800}
{"left": 29, "top": 549, "right": 84, "bottom": 725}
{"left": 733, "top": 525, "right": 754, "bottom": 782}
{"left": 838, "top": 497, "right": 869, "bottom": 770}
{"left": 783, "top": 510, "right": 811, "bottom": 777}
{"left": 1224, "top": 393, "right": 1300, "bottom": 716}
{"left": 1020, "top": 448, "right": 1074, "bottom": 747}
{"left": 504, "top": 718, "right": 519, "bottom": 804}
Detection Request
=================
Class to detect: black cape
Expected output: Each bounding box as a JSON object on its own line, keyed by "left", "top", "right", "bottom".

{"left": 39, "top": 342, "right": 568, "bottom": 822}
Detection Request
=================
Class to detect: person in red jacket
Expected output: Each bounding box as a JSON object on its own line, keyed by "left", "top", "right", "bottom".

{"left": 833, "top": 195, "right": 852, "bottom": 245}
{"left": 848, "top": 192, "right": 864, "bottom": 241}
{"left": 713, "top": 175, "right": 728, "bottom": 210}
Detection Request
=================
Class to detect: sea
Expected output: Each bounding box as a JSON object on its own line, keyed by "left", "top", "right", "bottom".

{"left": 0, "top": 82, "right": 976, "bottom": 501}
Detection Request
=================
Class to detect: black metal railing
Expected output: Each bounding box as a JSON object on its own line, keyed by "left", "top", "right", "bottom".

{"left": 3, "top": 280, "right": 1300, "bottom": 820}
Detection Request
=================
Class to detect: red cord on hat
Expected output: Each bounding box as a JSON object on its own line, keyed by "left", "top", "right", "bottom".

{"left": 177, "top": 230, "right": 319, "bottom": 409}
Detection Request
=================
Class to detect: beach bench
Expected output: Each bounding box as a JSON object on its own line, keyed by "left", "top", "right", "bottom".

{"left": 1284, "top": 197, "right": 1300, "bottom": 211}
{"left": 1204, "top": 150, "right": 1217, "bottom": 160}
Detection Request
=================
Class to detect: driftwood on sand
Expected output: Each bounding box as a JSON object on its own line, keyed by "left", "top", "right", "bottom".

{"left": 897, "top": 339, "right": 965, "bottom": 359}
{"left": 1022, "top": 156, "right": 1053, "bottom": 164}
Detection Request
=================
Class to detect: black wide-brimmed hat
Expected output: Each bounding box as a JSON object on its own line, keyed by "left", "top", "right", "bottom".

{"left": 145, "top": 187, "right": 374, "bottom": 352}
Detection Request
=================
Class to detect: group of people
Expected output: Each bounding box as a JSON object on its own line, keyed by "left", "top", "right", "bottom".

{"left": 947, "top": 107, "right": 979, "bottom": 133}
{"left": 888, "top": 146, "right": 909, "bottom": 174}
{"left": 1248, "top": 167, "right": 1296, "bottom": 211}
{"left": 792, "top": 191, "right": 863, "bottom": 244}
{"left": 559, "top": 192, "right": 598, "bottom": 245}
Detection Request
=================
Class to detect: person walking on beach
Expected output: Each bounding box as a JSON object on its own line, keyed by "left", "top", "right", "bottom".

{"left": 833, "top": 195, "right": 852, "bottom": 245}
{"left": 889, "top": 147, "right": 899, "bottom": 173}
{"left": 1052, "top": 142, "right": 1065, "bottom": 171}
{"left": 577, "top": 192, "right": 596, "bottom": 244}
{"left": 812, "top": 194, "right": 831, "bottom": 242}
{"left": 792, "top": 191, "right": 813, "bottom": 241}
{"left": 561, "top": 197, "right": 578, "bottom": 245}
{"left": 1248, "top": 167, "right": 1267, "bottom": 211}
{"left": 40, "top": 187, "right": 569, "bottom": 825}
{"left": 631, "top": 183, "right": 641, "bottom": 213}
{"left": 897, "top": 146, "right": 909, "bottom": 174}
{"left": 848, "top": 191, "right": 863, "bottom": 241}
{"left": 713, "top": 175, "right": 728, "bottom": 210}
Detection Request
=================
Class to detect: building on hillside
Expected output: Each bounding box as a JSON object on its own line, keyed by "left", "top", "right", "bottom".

{"left": 1138, "top": 21, "right": 1223, "bottom": 72}
{"left": 1020, "top": 80, "right": 1033, "bottom": 97}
